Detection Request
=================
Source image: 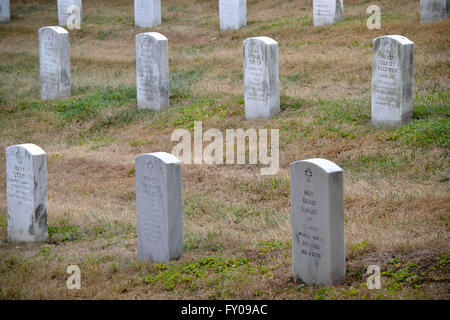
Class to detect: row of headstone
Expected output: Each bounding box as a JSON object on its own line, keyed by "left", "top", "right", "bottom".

{"left": 53, "top": 0, "right": 450, "bottom": 28}
{"left": 5, "top": 142, "right": 344, "bottom": 285}
{"left": 37, "top": 25, "right": 414, "bottom": 129}
{"left": 2, "top": 1, "right": 449, "bottom": 26}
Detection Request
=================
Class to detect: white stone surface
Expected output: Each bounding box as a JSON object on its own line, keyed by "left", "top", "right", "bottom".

{"left": 290, "top": 158, "right": 345, "bottom": 286}
{"left": 243, "top": 36, "right": 280, "bottom": 120}
{"left": 313, "top": 0, "right": 344, "bottom": 26}
{"left": 420, "top": 0, "right": 449, "bottom": 23}
{"left": 6, "top": 144, "right": 48, "bottom": 243}
{"left": 135, "top": 152, "right": 183, "bottom": 263}
{"left": 135, "top": 0, "right": 161, "bottom": 28}
{"left": 372, "top": 35, "right": 414, "bottom": 128}
{"left": 0, "top": 0, "right": 10, "bottom": 23}
{"left": 219, "top": 0, "right": 246, "bottom": 30}
{"left": 57, "top": 0, "right": 82, "bottom": 26}
{"left": 136, "top": 32, "right": 169, "bottom": 111}
{"left": 39, "top": 26, "right": 71, "bottom": 100}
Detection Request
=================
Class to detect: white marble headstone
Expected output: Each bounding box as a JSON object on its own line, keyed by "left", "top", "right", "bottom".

{"left": 39, "top": 26, "right": 71, "bottom": 100}
{"left": 219, "top": 0, "right": 247, "bottom": 30}
{"left": 6, "top": 144, "right": 48, "bottom": 243}
{"left": 243, "top": 36, "right": 280, "bottom": 120}
{"left": 313, "top": 0, "right": 344, "bottom": 26}
{"left": 372, "top": 35, "right": 414, "bottom": 128}
{"left": 136, "top": 32, "right": 169, "bottom": 111}
{"left": 290, "top": 158, "right": 345, "bottom": 286}
{"left": 136, "top": 152, "right": 183, "bottom": 263}
{"left": 57, "top": 0, "right": 82, "bottom": 27}
{"left": 135, "top": 0, "right": 161, "bottom": 28}
{"left": 0, "top": 0, "right": 10, "bottom": 23}
{"left": 420, "top": 0, "right": 449, "bottom": 23}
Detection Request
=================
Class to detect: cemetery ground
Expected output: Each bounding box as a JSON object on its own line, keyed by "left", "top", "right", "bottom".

{"left": 0, "top": 0, "right": 448, "bottom": 299}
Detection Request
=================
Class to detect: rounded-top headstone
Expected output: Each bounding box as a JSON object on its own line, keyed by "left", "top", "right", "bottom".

{"left": 243, "top": 36, "right": 280, "bottom": 120}
{"left": 136, "top": 32, "right": 169, "bottom": 111}
{"left": 39, "top": 26, "right": 71, "bottom": 100}
{"left": 135, "top": 152, "right": 183, "bottom": 263}
{"left": 371, "top": 35, "right": 414, "bottom": 128}
{"left": 6, "top": 144, "right": 48, "bottom": 243}
{"left": 290, "top": 158, "right": 345, "bottom": 286}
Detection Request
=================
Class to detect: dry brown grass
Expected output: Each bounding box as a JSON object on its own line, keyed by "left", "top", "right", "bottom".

{"left": 0, "top": 0, "right": 449, "bottom": 299}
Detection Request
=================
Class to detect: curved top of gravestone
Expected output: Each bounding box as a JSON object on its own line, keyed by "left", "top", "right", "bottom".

{"left": 374, "top": 35, "right": 414, "bottom": 45}
{"left": 291, "top": 158, "right": 342, "bottom": 174}
{"left": 6, "top": 143, "right": 46, "bottom": 156}
{"left": 136, "top": 32, "right": 168, "bottom": 42}
{"left": 136, "top": 152, "right": 181, "bottom": 165}
{"left": 244, "top": 36, "right": 278, "bottom": 45}
{"left": 38, "top": 26, "right": 69, "bottom": 34}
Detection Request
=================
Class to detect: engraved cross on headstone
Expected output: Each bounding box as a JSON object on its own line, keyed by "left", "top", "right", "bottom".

{"left": 305, "top": 168, "right": 312, "bottom": 182}
{"left": 147, "top": 160, "right": 153, "bottom": 174}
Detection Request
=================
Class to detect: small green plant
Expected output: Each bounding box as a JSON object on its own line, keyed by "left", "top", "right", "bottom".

{"left": 48, "top": 219, "right": 83, "bottom": 242}
{"left": 349, "top": 240, "right": 369, "bottom": 257}
{"left": 257, "top": 240, "right": 288, "bottom": 256}
{"left": 382, "top": 259, "right": 425, "bottom": 292}
{"left": 35, "top": 247, "right": 51, "bottom": 256}
{"left": 314, "top": 287, "right": 331, "bottom": 300}
{"left": 129, "top": 139, "right": 150, "bottom": 147}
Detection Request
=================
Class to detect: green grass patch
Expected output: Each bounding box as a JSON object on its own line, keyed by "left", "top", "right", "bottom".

{"left": 392, "top": 119, "right": 449, "bottom": 148}
{"left": 48, "top": 218, "right": 83, "bottom": 242}
{"left": 339, "top": 153, "right": 401, "bottom": 175}
{"left": 13, "top": 86, "right": 136, "bottom": 122}
{"left": 142, "top": 256, "right": 250, "bottom": 291}
{"left": 170, "top": 69, "right": 207, "bottom": 101}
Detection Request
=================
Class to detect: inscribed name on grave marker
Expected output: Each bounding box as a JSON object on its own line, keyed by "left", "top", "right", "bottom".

{"left": 39, "top": 26, "right": 71, "bottom": 100}
{"left": 313, "top": 0, "right": 344, "bottom": 26}
{"left": 136, "top": 32, "right": 169, "bottom": 111}
{"left": 372, "top": 35, "right": 414, "bottom": 128}
{"left": 136, "top": 152, "right": 183, "bottom": 263}
{"left": 243, "top": 36, "right": 280, "bottom": 120}
{"left": 290, "top": 158, "right": 345, "bottom": 286}
{"left": 6, "top": 144, "right": 48, "bottom": 243}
